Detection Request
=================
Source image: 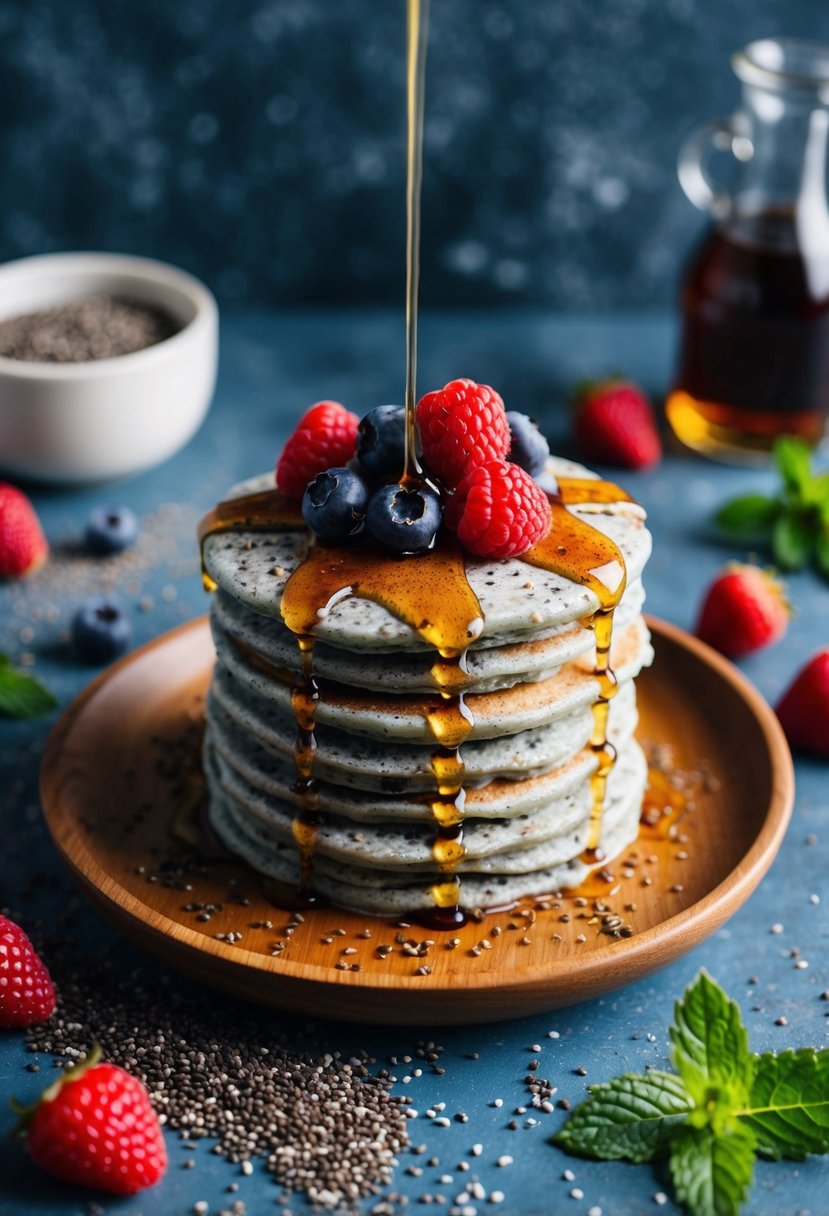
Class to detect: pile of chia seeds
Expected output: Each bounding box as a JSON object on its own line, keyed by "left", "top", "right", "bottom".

{"left": 25, "top": 948, "right": 410, "bottom": 1210}
{"left": 0, "top": 295, "right": 179, "bottom": 362}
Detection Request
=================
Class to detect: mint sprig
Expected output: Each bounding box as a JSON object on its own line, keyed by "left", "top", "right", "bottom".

{"left": 552, "top": 971, "right": 829, "bottom": 1216}
{"left": 0, "top": 652, "right": 57, "bottom": 718}
{"left": 715, "top": 437, "right": 829, "bottom": 579}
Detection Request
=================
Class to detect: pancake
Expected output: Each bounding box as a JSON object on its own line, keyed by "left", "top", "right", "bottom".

{"left": 210, "top": 580, "right": 647, "bottom": 694}
{"left": 202, "top": 458, "right": 652, "bottom": 651}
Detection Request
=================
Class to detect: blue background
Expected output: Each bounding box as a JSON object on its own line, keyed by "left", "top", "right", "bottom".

{"left": 1, "top": 0, "right": 828, "bottom": 309}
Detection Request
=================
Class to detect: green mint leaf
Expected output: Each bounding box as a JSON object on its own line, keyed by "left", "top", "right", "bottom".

{"left": 774, "top": 437, "right": 813, "bottom": 499}
{"left": 553, "top": 1071, "right": 693, "bottom": 1163}
{"left": 771, "top": 510, "right": 814, "bottom": 571}
{"left": 714, "top": 494, "right": 779, "bottom": 535}
{"left": 803, "top": 470, "right": 829, "bottom": 508}
{"left": 670, "top": 971, "right": 753, "bottom": 1108}
{"left": 0, "top": 663, "right": 58, "bottom": 719}
{"left": 737, "top": 1049, "right": 829, "bottom": 1160}
{"left": 669, "top": 1122, "right": 756, "bottom": 1216}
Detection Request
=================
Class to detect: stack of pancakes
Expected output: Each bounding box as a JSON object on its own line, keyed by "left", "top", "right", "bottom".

{"left": 201, "top": 458, "right": 653, "bottom": 916}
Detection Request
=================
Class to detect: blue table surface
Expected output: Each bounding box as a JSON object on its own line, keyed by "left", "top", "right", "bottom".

{"left": 1, "top": 309, "right": 827, "bottom": 1216}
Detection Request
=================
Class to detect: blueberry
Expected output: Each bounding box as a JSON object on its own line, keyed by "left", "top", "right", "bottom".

{"left": 507, "top": 412, "right": 550, "bottom": 477}
{"left": 85, "top": 505, "right": 139, "bottom": 555}
{"left": 366, "top": 483, "right": 442, "bottom": 553}
{"left": 72, "top": 595, "right": 132, "bottom": 664}
{"left": 357, "top": 405, "right": 406, "bottom": 479}
{"left": 301, "top": 467, "right": 369, "bottom": 542}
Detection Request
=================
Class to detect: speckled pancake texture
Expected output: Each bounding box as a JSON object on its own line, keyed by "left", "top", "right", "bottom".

{"left": 201, "top": 456, "right": 654, "bottom": 915}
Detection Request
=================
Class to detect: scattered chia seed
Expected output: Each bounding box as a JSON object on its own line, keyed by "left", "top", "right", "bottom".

{"left": 25, "top": 948, "right": 408, "bottom": 1209}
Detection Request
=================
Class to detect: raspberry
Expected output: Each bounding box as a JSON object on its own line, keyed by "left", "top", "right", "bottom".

{"left": 416, "top": 379, "right": 510, "bottom": 488}
{"left": 276, "top": 402, "right": 359, "bottom": 501}
{"left": 445, "top": 459, "right": 552, "bottom": 560}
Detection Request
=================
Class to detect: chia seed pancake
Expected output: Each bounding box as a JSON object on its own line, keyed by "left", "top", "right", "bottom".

{"left": 210, "top": 579, "right": 646, "bottom": 694}
{"left": 201, "top": 458, "right": 651, "bottom": 651}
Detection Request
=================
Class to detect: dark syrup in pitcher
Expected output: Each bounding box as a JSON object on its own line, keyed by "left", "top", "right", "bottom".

{"left": 667, "top": 207, "right": 829, "bottom": 458}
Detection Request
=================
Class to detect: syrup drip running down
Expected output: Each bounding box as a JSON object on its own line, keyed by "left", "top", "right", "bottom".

{"left": 524, "top": 478, "right": 631, "bottom": 854}
{"left": 279, "top": 536, "right": 484, "bottom": 924}
{"left": 290, "top": 636, "right": 321, "bottom": 895}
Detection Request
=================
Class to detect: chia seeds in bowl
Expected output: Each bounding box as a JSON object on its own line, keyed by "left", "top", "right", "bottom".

{"left": 0, "top": 295, "right": 180, "bottom": 363}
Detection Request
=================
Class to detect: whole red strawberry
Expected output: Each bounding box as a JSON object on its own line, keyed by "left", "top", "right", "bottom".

{"left": 445, "top": 458, "right": 552, "bottom": 560}
{"left": 276, "top": 401, "right": 359, "bottom": 501}
{"left": 16, "top": 1046, "right": 167, "bottom": 1194}
{"left": 573, "top": 379, "right": 661, "bottom": 470}
{"left": 0, "top": 483, "right": 48, "bottom": 578}
{"left": 416, "top": 378, "right": 511, "bottom": 488}
{"left": 695, "top": 563, "right": 789, "bottom": 658}
{"left": 776, "top": 650, "right": 829, "bottom": 756}
{"left": 0, "top": 914, "right": 56, "bottom": 1028}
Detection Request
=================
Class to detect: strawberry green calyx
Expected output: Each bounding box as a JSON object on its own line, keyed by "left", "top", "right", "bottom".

{"left": 11, "top": 1043, "right": 104, "bottom": 1135}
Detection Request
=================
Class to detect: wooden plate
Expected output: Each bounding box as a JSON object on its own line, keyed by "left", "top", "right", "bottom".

{"left": 40, "top": 616, "right": 794, "bottom": 1025}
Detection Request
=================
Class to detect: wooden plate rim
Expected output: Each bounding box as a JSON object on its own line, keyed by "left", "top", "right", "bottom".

{"left": 40, "top": 614, "right": 795, "bottom": 998}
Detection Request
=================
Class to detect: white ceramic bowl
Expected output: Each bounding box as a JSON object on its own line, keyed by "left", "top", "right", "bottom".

{"left": 0, "top": 252, "right": 218, "bottom": 483}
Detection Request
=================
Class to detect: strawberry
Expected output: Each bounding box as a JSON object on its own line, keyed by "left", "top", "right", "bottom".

{"left": 695, "top": 563, "right": 790, "bottom": 658}
{"left": 0, "top": 483, "right": 48, "bottom": 578}
{"left": 776, "top": 650, "right": 829, "bottom": 756}
{"left": 573, "top": 379, "right": 661, "bottom": 470}
{"left": 0, "top": 914, "right": 56, "bottom": 1028}
{"left": 14, "top": 1045, "right": 167, "bottom": 1194}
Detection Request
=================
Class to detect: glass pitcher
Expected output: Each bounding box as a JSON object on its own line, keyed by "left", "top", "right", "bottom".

{"left": 666, "top": 38, "right": 829, "bottom": 462}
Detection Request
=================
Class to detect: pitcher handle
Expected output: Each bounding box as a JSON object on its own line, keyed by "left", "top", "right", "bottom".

{"left": 678, "top": 118, "right": 750, "bottom": 218}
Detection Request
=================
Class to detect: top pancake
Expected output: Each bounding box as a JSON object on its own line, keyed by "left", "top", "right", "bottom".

{"left": 202, "top": 457, "right": 651, "bottom": 653}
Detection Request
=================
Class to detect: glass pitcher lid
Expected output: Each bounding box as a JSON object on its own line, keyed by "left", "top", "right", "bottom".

{"left": 733, "top": 38, "right": 829, "bottom": 100}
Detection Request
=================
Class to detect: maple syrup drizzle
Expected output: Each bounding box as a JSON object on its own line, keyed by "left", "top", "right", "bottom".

{"left": 278, "top": 533, "right": 483, "bottom": 914}
{"left": 426, "top": 656, "right": 475, "bottom": 915}
{"left": 403, "top": 0, "right": 429, "bottom": 485}
{"left": 290, "top": 636, "right": 321, "bottom": 896}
